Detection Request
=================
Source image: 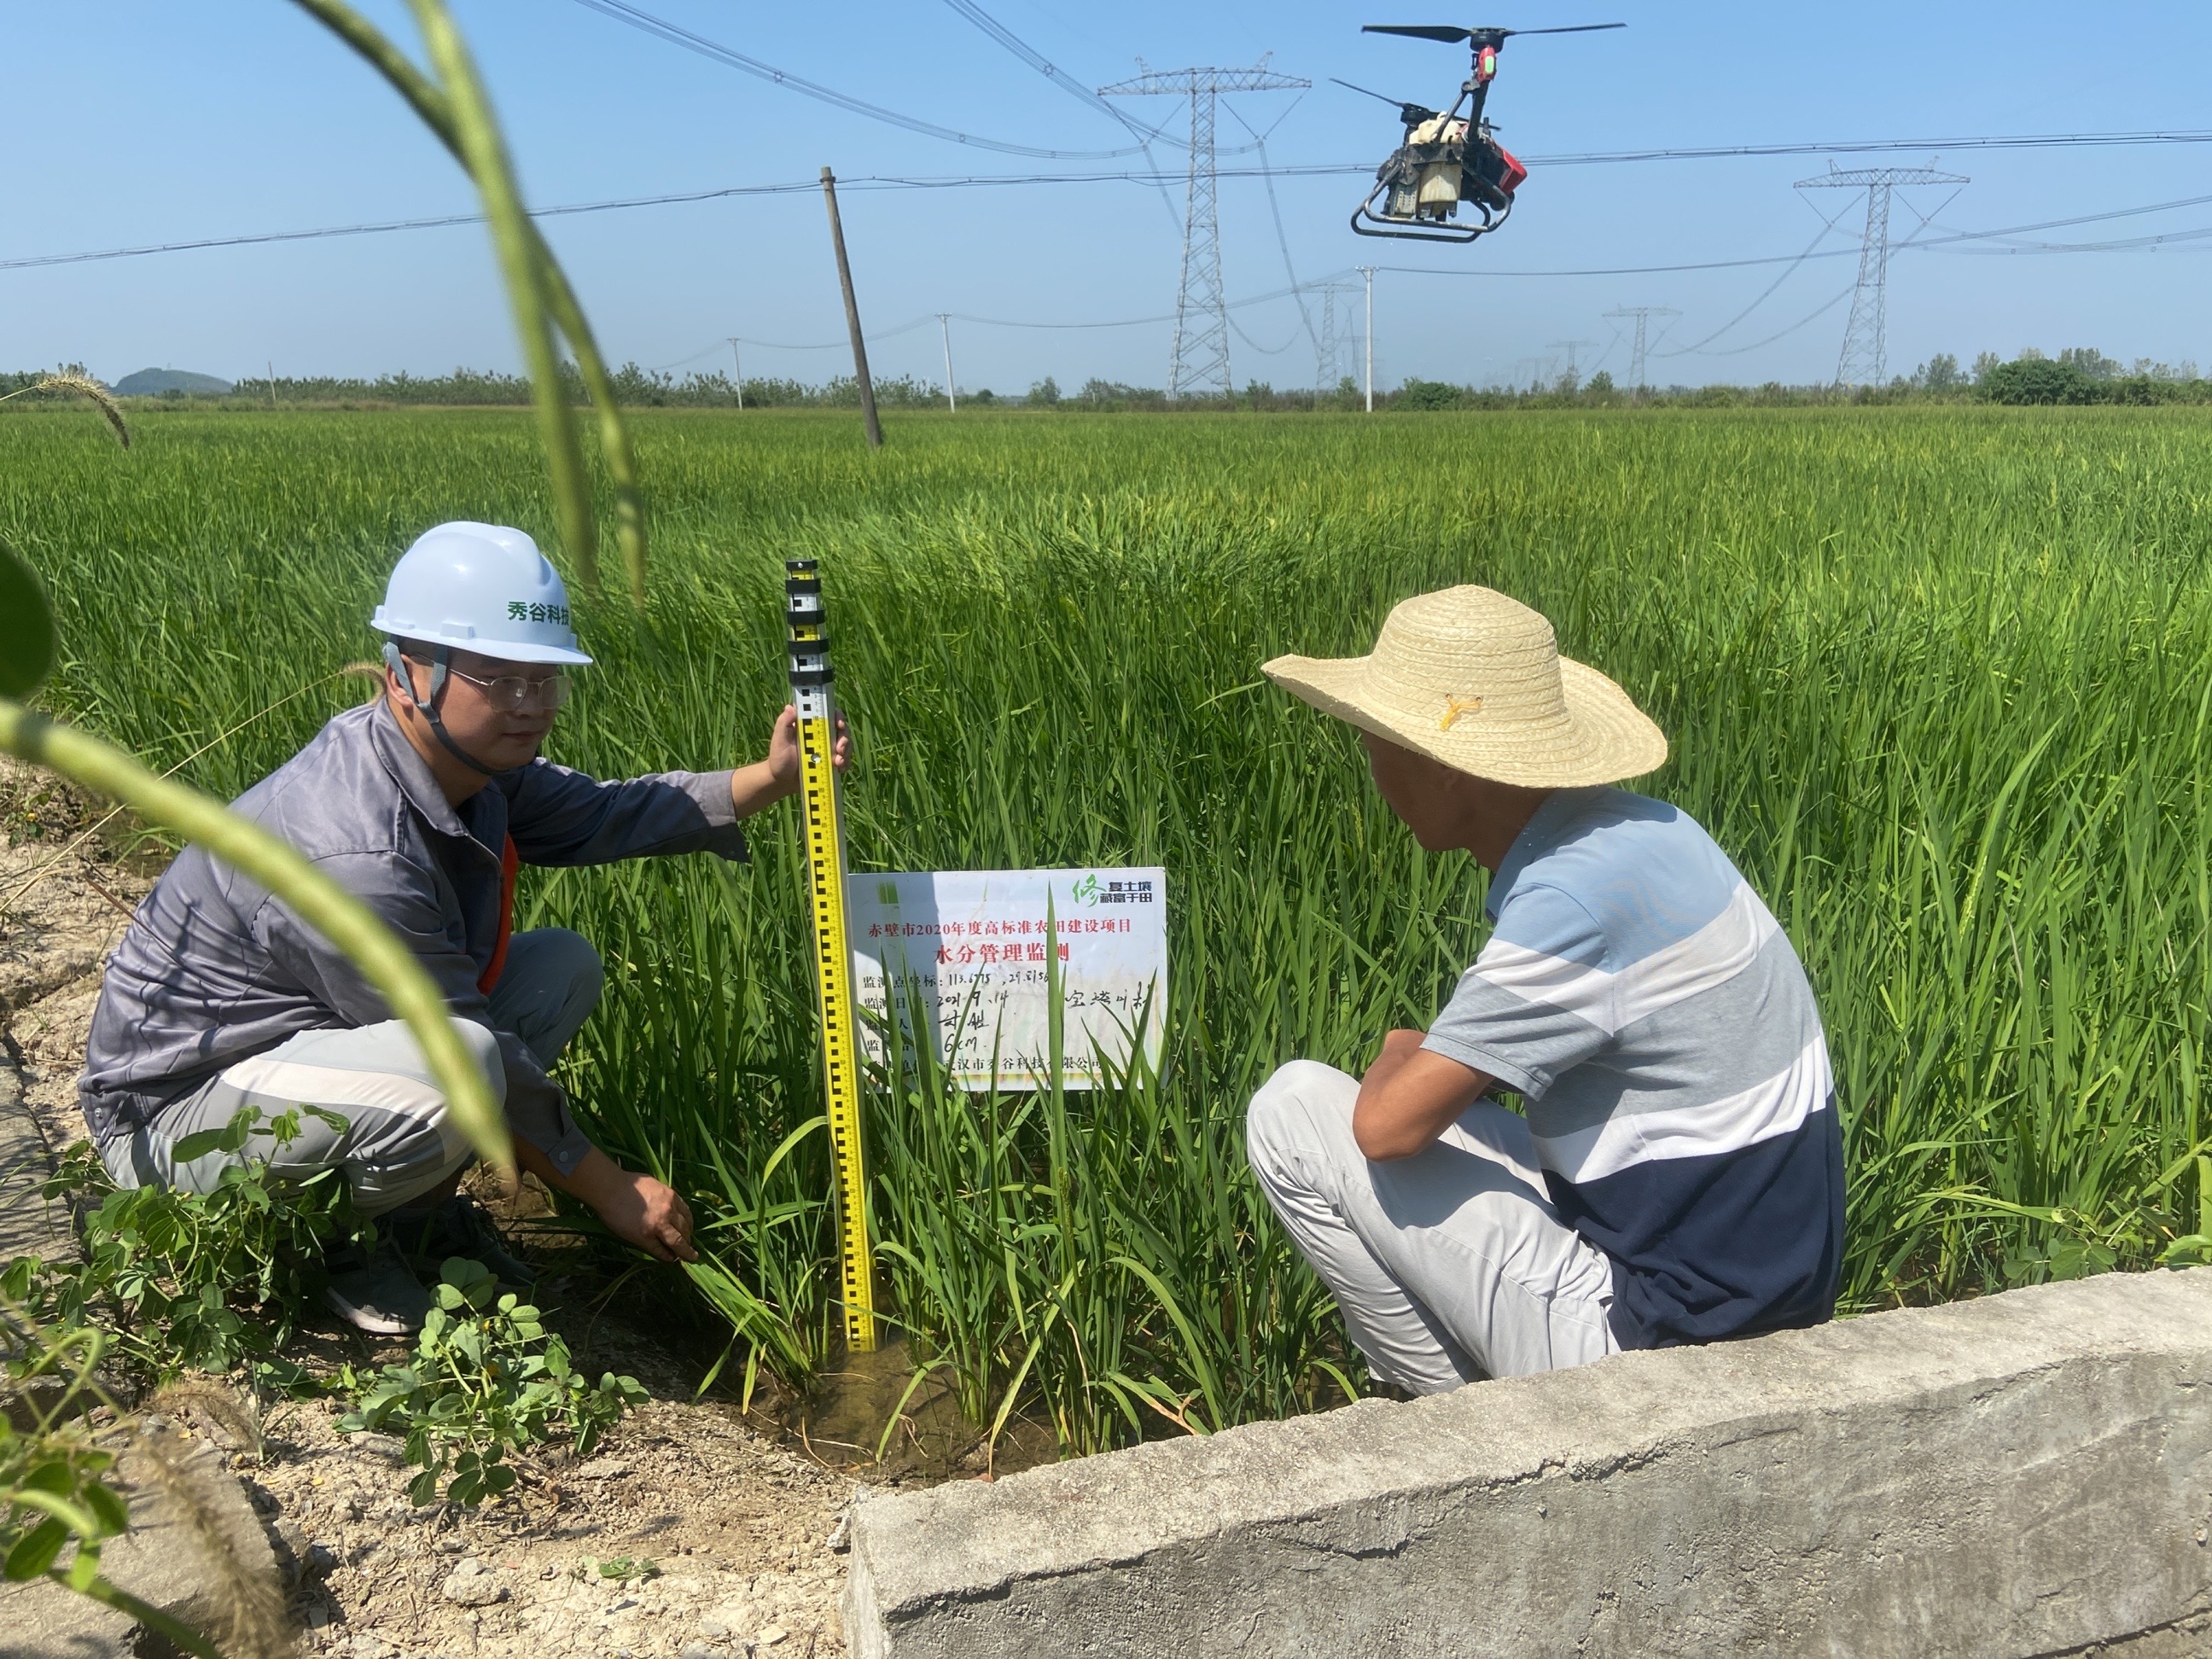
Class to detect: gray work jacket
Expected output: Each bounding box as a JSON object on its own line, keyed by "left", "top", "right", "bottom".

{"left": 79, "top": 699, "right": 747, "bottom": 1172}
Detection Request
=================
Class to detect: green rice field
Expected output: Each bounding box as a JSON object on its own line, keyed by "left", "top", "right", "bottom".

{"left": 7, "top": 403, "right": 2211, "bottom": 1454}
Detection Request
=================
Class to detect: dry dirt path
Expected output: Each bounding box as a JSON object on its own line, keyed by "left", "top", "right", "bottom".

{"left": 0, "top": 768, "right": 859, "bottom": 1658}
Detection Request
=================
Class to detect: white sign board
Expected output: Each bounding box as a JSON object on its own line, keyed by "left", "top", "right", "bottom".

{"left": 847, "top": 868, "right": 1167, "bottom": 1091}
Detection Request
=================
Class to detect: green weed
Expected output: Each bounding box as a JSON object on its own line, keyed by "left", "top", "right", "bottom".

{"left": 4, "top": 1112, "right": 358, "bottom": 1390}
{"left": 337, "top": 1257, "right": 645, "bottom": 1507}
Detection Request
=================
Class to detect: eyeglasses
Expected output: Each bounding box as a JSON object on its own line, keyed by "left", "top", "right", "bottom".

{"left": 434, "top": 662, "right": 572, "bottom": 713}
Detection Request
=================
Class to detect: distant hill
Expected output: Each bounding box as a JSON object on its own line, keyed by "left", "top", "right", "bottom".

{"left": 112, "top": 368, "right": 233, "bottom": 397}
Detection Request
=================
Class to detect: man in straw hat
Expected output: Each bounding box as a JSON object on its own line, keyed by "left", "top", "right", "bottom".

{"left": 1248, "top": 586, "right": 1842, "bottom": 1390}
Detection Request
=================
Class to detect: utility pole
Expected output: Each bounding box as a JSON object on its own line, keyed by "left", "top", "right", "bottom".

{"left": 819, "top": 167, "right": 882, "bottom": 448}
{"left": 937, "top": 314, "right": 957, "bottom": 413}
{"left": 1359, "top": 266, "right": 1377, "bottom": 412}
{"left": 727, "top": 338, "right": 744, "bottom": 411}
{"left": 266, "top": 362, "right": 278, "bottom": 410}
{"left": 1603, "top": 306, "right": 1679, "bottom": 390}
{"left": 1796, "top": 165, "right": 1967, "bottom": 387}
{"left": 1101, "top": 59, "right": 1309, "bottom": 399}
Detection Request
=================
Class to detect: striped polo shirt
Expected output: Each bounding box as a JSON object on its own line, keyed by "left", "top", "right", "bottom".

{"left": 1423, "top": 786, "right": 1844, "bottom": 1349}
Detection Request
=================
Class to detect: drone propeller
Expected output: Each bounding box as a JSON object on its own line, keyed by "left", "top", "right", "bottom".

{"left": 1362, "top": 21, "right": 1625, "bottom": 43}
{"left": 1330, "top": 77, "right": 1441, "bottom": 125}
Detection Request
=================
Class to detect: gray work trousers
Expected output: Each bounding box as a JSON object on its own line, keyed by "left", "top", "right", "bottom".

{"left": 1245, "top": 1059, "right": 1620, "bottom": 1394}
{"left": 102, "top": 928, "right": 602, "bottom": 1216}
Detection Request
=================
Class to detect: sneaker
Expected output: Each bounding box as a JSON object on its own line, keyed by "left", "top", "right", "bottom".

{"left": 322, "top": 1235, "right": 434, "bottom": 1336}
{"left": 391, "top": 1195, "right": 538, "bottom": 1287}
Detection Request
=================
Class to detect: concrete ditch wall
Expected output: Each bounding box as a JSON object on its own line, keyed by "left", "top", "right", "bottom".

{"left": 843, "top": 1270, "right": 2212, "bottom": 1657}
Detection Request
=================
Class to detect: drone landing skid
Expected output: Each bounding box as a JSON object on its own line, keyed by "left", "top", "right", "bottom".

{"left": 1350, "top": 189, "right": 1510, "bottom": 244}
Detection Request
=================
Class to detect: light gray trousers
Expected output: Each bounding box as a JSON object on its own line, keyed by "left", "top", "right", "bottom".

{"left": 1246, "top": 1059, "right": 1620, "bottom": 1394}
{"left": 102, "top": 928, "right": 602, "bottom": 1217}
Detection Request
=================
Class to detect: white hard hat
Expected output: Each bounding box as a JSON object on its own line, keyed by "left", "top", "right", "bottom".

{"left": 370, "top": 521, "right": 592, "bottom": 667}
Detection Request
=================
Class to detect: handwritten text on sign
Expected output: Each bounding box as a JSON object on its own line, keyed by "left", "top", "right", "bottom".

{"left": 847, "top": 868, "right": 1167, "bottom": 1090}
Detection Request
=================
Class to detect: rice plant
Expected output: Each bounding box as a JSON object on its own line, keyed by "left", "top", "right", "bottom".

{"left": 7, "top": 402, "right": 2210, "bottom": 1453}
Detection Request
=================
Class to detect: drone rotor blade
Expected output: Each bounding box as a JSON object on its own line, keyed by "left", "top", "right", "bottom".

{"left": 1331, "top": 76, "right": 1420, "bottom": 108}
{"left": 1498, "top": 21, "right": 1627, "bottom": 35}
{"left": 1361, "top": 24, "right": 1474, "bottom": 43}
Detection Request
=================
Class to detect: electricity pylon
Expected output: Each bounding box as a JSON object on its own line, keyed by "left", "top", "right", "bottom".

{"left": 1313, "top": 278, "right": 1362, "bottom": 389}
{"left": 1101, "top": 58, "right": 1309, "bottom": 398}
{"left": 1547, "top": 339, "right": 1597, "bottom": 386}
{"left": 1604, "top": 306, "right": 1679, "bottom": 388}
{"left": 1796, "top": 165, "right": 1967, "bottom": 387}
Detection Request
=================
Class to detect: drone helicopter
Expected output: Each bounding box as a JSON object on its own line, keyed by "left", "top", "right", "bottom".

{"left": 1342, "top": 20, "right": 1623, "bottom": 244}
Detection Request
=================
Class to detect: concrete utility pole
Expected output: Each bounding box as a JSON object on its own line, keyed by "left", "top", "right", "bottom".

{"left": 1100, "top": 59, "right": 1309, "bottom": 399}
{"left": 1603, "top": 306, "right": 1679, "bottom": 389}
{"left": 937, "top": 314, "right": 957, "bottom": 413}
{"left": 1795, "top": 165, "right": 1968, "bottom": 387}
{"left": 820, "top": 167, "right": 882, "bottom": 448}
{"left": 1359, "top": 266, "right": 1377, "bottom": 411}
{"left": 727, "top": 338, "right": 744, "bottom": 410}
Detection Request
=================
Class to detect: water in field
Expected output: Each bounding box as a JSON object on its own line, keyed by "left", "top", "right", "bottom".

{"left": 8, "top": 405, "right": 2210, "bottom": 1456}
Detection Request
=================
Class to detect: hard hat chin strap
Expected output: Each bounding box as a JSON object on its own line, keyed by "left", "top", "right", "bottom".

{"left": 382, "top": 641, "right": 501, "bottom": 777}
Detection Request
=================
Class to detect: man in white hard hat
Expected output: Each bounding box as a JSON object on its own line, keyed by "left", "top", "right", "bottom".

{"left": 1247, "top": 586, "right": 1842, "bottom": 1391}
{"left": 78, "top": 522, "right": 847, "bottom": 1334}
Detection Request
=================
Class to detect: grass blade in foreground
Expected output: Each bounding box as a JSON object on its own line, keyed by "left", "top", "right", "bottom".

{"left": 0, "top": 701, "right": 509, "bottom": 1169}
{"left": 287, "top": 0, "right": 648, "bottom": 597}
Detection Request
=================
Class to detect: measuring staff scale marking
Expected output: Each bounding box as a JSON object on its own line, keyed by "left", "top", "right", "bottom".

{"left": 785, "top": 559, "right": 876, "bottom": 1353}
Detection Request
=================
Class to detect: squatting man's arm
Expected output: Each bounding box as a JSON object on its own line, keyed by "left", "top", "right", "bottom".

{"left": 1348, "top": 724, "right": 1528, "bottom": 1162}
{"left": 512, "top": 709, "right": 847, "bottom": 1264}
{"left": 1355, "top": 1031, "right": 1494, "bottom": 1161}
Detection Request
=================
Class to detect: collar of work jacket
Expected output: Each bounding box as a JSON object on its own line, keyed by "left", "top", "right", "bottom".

{"left": 77, "top": 697, "right": 746, "bottom": 1169}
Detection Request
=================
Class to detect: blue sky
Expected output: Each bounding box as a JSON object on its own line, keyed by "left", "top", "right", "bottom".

{"left": 9, "top": 2, "right": 2212, "bottom": 391}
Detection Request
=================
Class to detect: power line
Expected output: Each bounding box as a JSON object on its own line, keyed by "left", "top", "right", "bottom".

{"left": 1651, "top": 211, "right": 1852, "bottom": 357}
{"left": 16, "top": 162, "right": 2212, "bottom": 280}
{"left": 933, "top": 0, "right": 1170, "bottom": 142}
{"left": 931, "top": 0, "right": 1185, "bottom": 234}
{"left": 1377, "top": 189, "right": 2212, "bottom": 278}
{"left": 568, "top": 0, "right": 1145, "bottom": 160}
{"left": 1925, "top": 221, "right": 2212, "bottom": 254}
{"left": 1696, "top": 283, "right": 1857, "bottom": 358}
{"left": 0, "top": 170, "right": 1289, "bottom": 273}
{"left": 14, "top": 119, "right": 2212, "bottom": 276}
{"left": 1223, "top": 102, "right": 1320, "bottom": 373}
{"left": 1525, "top": 128, "right": 2212, "bottom": 166}
{"left": 701, "top": 275, "right": 1355, "bottom": 357}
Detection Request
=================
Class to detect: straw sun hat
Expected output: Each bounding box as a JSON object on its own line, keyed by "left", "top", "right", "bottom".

{"left": 1262, "top": 585, "right": 1668, "bottom": 789}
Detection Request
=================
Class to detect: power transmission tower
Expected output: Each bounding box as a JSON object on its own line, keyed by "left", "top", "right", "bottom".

{"left": 1547, "top": 339, "right": 1597, "bottom": 387}
{"left": 1100, "top": 58, "right": 1309, "bottom": 399}
{"left": 1603, "top": 306, "right": 1679, "bottom": 389}
{"left": 1795, "top": 166, "right": 1967, "bottom": 387}
{"left": 1313, "top": 278, "right": 1360, "bottom": 389}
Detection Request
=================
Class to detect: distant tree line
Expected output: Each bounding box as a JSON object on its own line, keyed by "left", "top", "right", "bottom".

{"left": 17, "top": 363, "right": 985, "bottom": 410}
{"left": 9, "top": 346, "right": 2210, "bottom": 416}
{"left": 1381, "top": 347, "right": 2212, "bottom": 410}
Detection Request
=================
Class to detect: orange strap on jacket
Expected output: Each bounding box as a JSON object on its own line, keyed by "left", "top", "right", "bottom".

{"left": 478, "top": 835, "right": 520, "bottom": 995}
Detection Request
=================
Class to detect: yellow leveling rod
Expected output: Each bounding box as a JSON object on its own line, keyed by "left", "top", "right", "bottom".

{"left": 784, "top": 559, "right": 876, "bottom": 1352}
